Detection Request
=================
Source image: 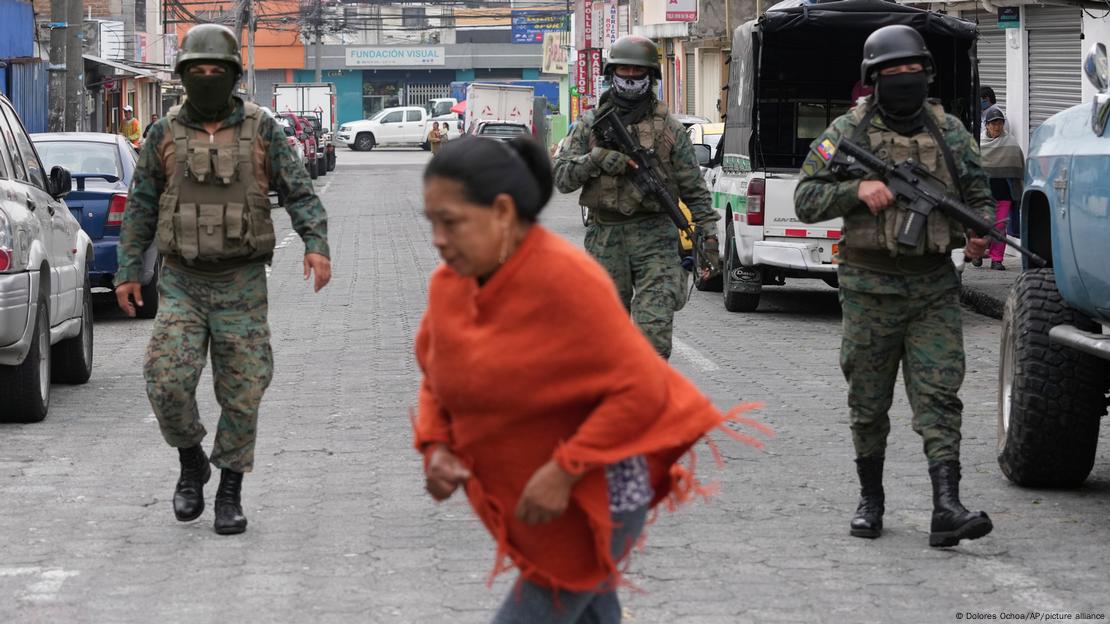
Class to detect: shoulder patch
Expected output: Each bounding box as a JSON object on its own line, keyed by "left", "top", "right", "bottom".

{"left": 816, "top": 138, "right": 837, "bottom": 161}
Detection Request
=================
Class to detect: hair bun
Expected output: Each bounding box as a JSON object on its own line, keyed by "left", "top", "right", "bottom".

{"left": 508, "top": 137, "right": 554, "bottom": 210}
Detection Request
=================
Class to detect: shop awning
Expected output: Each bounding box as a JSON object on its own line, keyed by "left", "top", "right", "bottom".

{"left": 83, "top": 55, "right": 158, "bottom": 80}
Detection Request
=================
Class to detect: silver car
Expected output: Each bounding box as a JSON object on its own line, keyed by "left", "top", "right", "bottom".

{"left": 0, "top": 95, "right": 94, "bottom": 423}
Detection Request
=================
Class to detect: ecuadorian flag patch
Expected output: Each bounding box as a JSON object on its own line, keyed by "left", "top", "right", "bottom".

{"left": 816, "top": 138, "right": 836, "bottom": 161}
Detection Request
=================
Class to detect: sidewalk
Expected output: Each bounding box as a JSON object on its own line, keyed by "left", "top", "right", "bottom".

{"left": 959, "top": 246, "right": 1022, "bottom": 319}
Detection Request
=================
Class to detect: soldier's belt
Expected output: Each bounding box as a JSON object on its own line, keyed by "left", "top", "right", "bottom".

{"left": 842, "top": 248, "right": 951, "bottom": 275}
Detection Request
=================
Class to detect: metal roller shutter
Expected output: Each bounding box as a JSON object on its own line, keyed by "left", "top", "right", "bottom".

{"left": 1026, "top": 6, "right": 1082, "bottom": 135}
{"left": 965, "top": 11, "right": 1007, "bottom": 109}
{"left": 686, "top": 51, "right": 696, "bottom": 114}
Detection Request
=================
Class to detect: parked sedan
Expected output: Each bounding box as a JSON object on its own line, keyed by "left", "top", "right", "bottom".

{"left": 1, "top": 95, "right": 94, "bottom": 422}
{"left": 32, "top": 132, "right": 160, "bottom": 319}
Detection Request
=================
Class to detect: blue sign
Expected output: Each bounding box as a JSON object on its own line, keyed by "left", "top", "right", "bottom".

{"left": 511, "top": 11, "right": 565, "bottom": 44}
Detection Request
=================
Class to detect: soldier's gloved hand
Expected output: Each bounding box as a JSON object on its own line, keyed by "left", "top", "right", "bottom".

{"left": 590, "top": 147, "right": 630, "bottom": 176}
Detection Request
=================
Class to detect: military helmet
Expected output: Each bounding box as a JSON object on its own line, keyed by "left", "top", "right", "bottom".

{"left": 604, "top": 35, "right": 661, "bottom": 79}
{"left": 175, "top": 24, "right": 243, "bottom": 76}
{"left": 860, "top": 25, "right": 934, "bottom": 86}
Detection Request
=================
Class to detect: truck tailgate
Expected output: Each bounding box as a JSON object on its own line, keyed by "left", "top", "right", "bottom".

{"left": 763, "top": 175, "right": 842, "bottom": 240}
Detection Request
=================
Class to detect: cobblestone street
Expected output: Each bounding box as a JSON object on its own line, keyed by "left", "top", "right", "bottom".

{"left": 2, "top": 149, "right": 1108, "bottom": 623}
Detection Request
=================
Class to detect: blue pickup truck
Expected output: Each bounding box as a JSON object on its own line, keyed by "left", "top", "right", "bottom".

{"left": 998, "top": 43, "right": 1110, "bottom": 488}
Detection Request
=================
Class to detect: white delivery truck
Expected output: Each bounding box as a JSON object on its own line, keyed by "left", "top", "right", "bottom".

{"left": 464, "top": 83, "right": 534, "bottom": 136}
{"left": 274, "top": 82, "right": 337, "bottom": 171}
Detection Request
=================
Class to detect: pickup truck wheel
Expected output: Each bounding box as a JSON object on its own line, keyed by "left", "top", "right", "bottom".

{"left": 307, "top": 154, "right": 318, "bottom": 179}
{"left": 0, "top": 295, "right": 50, "bottom": 422}
{"left": 355, "top": 133, "right": 374, "bottom": 152}
{"left": 52, "top": 272, "right": 94, "bottom": 384}
{"left": 723, "top": 227, "right": 760, "bottom": 312}
{"left": 327, "top": 152, "right": 336, "bottom": 171}
{"left": 580, "top": 205, "right": 590, "bottom": 227}
{"left": 997, "top": 268, "right": 1107, "bottom": 487}
{"left": 316, "top": 155, "right": 327, "bottom": 177}
{"left": 136, "top": 256, "right": 161, "bottom": 320}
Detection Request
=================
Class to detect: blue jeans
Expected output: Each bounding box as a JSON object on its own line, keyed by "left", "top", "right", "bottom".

{"left": 490, "top": 505, "right": 649, "bottom": 624}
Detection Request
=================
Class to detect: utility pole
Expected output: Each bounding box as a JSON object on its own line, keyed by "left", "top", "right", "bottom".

{"left": 314, "top": 0, "right": 323, "bottom": 82}
{"left": 246, "top": 0, "right": 256, "bottom": 101}
{"left": 65, "top": 0, "right": 82, "bottom": 131}
{"left": 47, "top": 0, "right": 67, "bottom": 132}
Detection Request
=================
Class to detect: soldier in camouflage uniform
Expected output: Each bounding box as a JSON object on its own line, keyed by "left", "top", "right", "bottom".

{"left": 554, "top": 35, "right": 719, "bottom": 360}
{"left": 794, "top": 26, "right": 993, "bottom": 548}
{"left": 114, "top": 24, "right": 331, "bottom": 535}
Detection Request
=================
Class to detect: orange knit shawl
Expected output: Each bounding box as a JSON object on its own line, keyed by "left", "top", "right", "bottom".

{"left": 413, "top": 226, "right": 763, "bottom": 592}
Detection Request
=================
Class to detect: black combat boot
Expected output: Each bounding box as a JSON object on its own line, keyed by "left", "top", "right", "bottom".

{"left": 850, "top": 456, "right": 885, "bottom": 539}
{"left": 213, "top": 469, "right": 248, "bottom": 535}
{"left": 174, "top": 445, "right": 211, "bottom": 522}
{"left": 928, "top": 460, "right": 993, "bottom": 547}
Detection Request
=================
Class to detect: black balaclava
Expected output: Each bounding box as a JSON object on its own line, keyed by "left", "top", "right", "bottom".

{"left": 875, "top": 69, "right": 930, "bottom": 134}
{"left": 182, "top": 61, "right": 239, "bottom": 122}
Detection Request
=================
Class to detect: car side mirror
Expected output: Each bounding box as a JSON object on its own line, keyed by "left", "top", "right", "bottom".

{"left": 48, "top": 165, "right": 71, "bottom": 199}
{"left": 1084, "top": 42, "right": 1108, "bottom": 92}
{"left": 693, "top": 144, "right": 712, "bottom": 167}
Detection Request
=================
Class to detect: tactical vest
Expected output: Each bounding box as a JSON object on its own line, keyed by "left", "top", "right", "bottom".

{"left": 579, "top": 102, "right": 679, "bottom": 221}
{"left": 842, "top": 101, "right": 966, "bottom": 256}
{"left": 154, "top": 102, "right": 276, "bottom": 265}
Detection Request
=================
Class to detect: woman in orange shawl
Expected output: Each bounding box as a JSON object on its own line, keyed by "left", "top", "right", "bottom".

{"left": 415, "top": 136, "right": 766, "bottom": 623}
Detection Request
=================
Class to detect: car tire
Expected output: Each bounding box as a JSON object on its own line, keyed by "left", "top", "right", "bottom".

{"left": 693, "top": 242, "right": 724, "bottom": 293}
{"left": 52, "top": 272, "right": 94, "bottom": 385}
{"left": 723, "top": 224, "right": 760, "bottom": 313}
{"left": 327, "top": 152, "right": 336, "bottom": 171}
{"left": 0, "top": 294, "right": 51, "bottom": 423}
{"left": 316, "top": 155, "right": 327, "bottom": 177}
{"left": 997, "top": 268, "right": 1107, "bottom": 488}
{"left": 308, "top": 154, "right": 318, "bottom": 179}
{"left": 136, "top": 256, "right": 161, "bottom": 320}
{"left": 355, "top": 133, "right": 374, "bottom": 152}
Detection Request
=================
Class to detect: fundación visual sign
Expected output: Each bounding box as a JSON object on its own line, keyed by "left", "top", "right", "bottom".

{"left": 345, "top": 47, "right": 446, "bottom": 67}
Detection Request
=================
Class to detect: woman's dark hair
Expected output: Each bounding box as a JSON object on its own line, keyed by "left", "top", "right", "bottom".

{"left": 423, "top": 136, "right": 554, "bottom": 222}
{"left": 980, "top": 86, "right": 997, "bottom": 103}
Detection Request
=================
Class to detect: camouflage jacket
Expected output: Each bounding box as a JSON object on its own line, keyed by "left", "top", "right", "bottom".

{"left": 115, "top": 98, "right": 329, "bottom": 285}
{"left": 554, "top": 103, "right": 717, "bottom": 234}
{"left": 795, "top": 99, "right": 993, "bottom": 228}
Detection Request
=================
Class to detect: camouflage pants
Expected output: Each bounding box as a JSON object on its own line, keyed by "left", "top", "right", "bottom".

{"left": 585, "top": 215, "right": 687, "bottom": 359}
{"left": 838, "top": 264, "right": 965, "bottom": 462}
{"left": 144, "top": 263, "right": 273, "bottom": 472}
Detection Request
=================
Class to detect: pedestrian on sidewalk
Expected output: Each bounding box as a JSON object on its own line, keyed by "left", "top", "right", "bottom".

{"left": 114, "top": 24, "right": 331, "bottom": 536}
{"left": 428, "top": 121, "right": 444, "bottom": 154}
{"left": 795, "top": 25, "right": 994, "bottom": 548}
{"left": 553, "top": 34, "right": 720, "bottom": 360}
{"left": 415, "top": 136, "right": 768, "bottom": 623}
{"left": 981, "top": 105, "right": 1025, "bottom": 270}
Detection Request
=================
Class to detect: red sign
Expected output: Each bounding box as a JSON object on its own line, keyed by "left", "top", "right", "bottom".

{"left": 665, "top": 0, "right": 697, "bottom": 22}
{"left": 577, "top": 50, "right": 590, "bottom": 96}
{"left": 583, "top": 0, "right": 594, "bottom": 49}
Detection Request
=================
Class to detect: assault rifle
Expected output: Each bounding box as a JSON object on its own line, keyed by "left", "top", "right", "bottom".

{"left": 830, "top": 138, "right": 1046, "bottom": 267}
{"left": 593, "top": 108, "right": 713, "bottom": 274}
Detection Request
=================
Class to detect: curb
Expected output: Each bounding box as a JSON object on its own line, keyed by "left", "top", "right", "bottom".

{"left": 960, "top": 285, "right": 1005, "bottom": 320}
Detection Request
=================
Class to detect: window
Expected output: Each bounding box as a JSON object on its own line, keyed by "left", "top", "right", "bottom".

{"left": 402, "top": 7, "right": 426, "bottom": 28}
{"left": 0, "top": 105, "right": 29, "bottom": 183}
{"left": 35, "top": 141, "right": 123, "bottom": 185}
{"left": 406, "top": 110, "right": 422, "bottom": 122}
{"left": 381, "top": 111, "right": 403, "bottom": 124}
{"left": 2, "top": 104, "right": 47, "bottom": 189}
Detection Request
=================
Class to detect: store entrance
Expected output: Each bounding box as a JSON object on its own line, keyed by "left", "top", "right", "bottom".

{"left": 362, "top": 81, "right": 401, "bottom": 118}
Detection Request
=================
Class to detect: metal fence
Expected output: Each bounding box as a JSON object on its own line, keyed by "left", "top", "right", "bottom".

{"left": 406, "top": 83, "right": 450, "bottom": 107}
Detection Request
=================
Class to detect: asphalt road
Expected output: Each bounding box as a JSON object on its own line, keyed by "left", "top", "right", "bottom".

{"left": 2, "top": 146, "right": 1109, "bottom": 623}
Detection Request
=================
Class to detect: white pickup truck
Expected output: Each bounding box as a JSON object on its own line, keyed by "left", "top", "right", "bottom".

{"left": 338, "top": 106, "right": 461, "bottom": 151}
{"left": 703, "top": 17, "right": 843, "bottom": 313}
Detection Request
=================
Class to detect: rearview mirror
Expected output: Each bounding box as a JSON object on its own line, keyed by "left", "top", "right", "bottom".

{"left": 693, "top": 143, "right": 713, "bottom": 167}
{"left": 48, "top": 165, "right": 71, "bottom": 199}
{"left": 1084, "top": 42, "right": 1108, "bottom": 92}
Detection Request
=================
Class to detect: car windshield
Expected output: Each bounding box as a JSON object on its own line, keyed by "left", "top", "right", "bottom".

{"left": 479, "top": 124, "right": 528, "bottom": 138}
{"left": 368, "top": 110, "right": 389, "bottom": 122}
{"left": 35, "top": 140, "right": 123, "bottom": 182}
